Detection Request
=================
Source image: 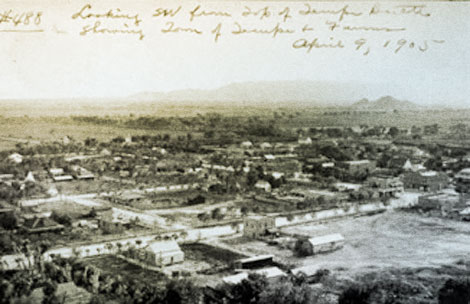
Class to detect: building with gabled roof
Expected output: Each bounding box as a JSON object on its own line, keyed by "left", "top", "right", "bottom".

{"left": 21, "top": 217, "right": 65, "bottom": 234}
{"left": 402, "top": 170, "right": 449, "bottom": 192}
{"left": 71, "top": 166, "right": 95, "bottom": 180}
{"left": 131, "top": 240, "right": 184, "bottom": 267}
{"left": 298, "top": 137, "right": 313, "bottom": 145}
{"left": 243, "top": 216, "right": 275, "bottom": 239}
{"left": 294, "top": 233, "right": 344, "bottom": 256}
{"left": 254, "top": 180, "right": 271, "bottom": 192}
{"left": 222, "top": 266, "right": 286, "bottom": 284}
{"left": 340, "top": 160, "right": 376, "bottom": 176}
{"left": 24, "top": 171, "right": 36, "bottom": 183}
{"left": 240, "top": 141, "right": 253, "bottom": 149}
{"left": 260, "top": 142, "right": 273, "bottom": 150}
{"left": 8, "top": 153, "right": 23, "bottom": 164}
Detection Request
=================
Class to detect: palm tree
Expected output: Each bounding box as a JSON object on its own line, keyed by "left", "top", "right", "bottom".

{"left": 180, "top": 231, "right": 188, "bottom": 242}
{"left": 105, "top": 242, "right": 114, "bottom": 254}
{"left": 116, "top": 242, "right": 123, "bottom": 253}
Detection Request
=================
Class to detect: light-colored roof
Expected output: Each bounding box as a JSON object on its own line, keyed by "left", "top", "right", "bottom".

{"left": 24, "top": 172, "right": 36, "bottom": 183}
{"left": 421, "top": 193, "right": 459, "bottom": 202}
{"left": 77, "top": 173, "right": 95, "bottom": 179}
{"left": 145, "top": 240, "right": 182, "bottom": 254}
{"left": 419, "top": 171, "right": 437, "bottom": 177}
{"left": 291, "top": 264, "right": 321, "bottom": 277}
{"left": 254, "top": 266, "right": 286, "bottom": 278}
{"left": 49, "top": 168, "right": 64, "bottom": 175}
{"left": 460, "top": 207, "right": 470, "bottom": 215}
{"left": 100, "top": 148, "right": 111, "bottom": 155}
{"left": 222, "top": 267, "right": 286, "bottom": 285}
{"left": 456, "top": 168, "right": 470, "bottom": 179}
{"left": 308, "top": 233, "right": 344, "bottom": 246}
{"left": 237, "top": 254, "right": 274, "bottom": 264}
{"left": 52, "top": 175, "right": 73, "bottom": 181}
{"left": 255, "top": 180, "right": 270, "bottom": 186}
{"left": 260, "top": 142, "right": 272, "bottom": 147}
{"left": 0, "top": 174, "right": 15, "bottom": 180}
{"left": 223, "top": 273, "right": 248, "bottom": 284}
{"left": 344, "top": 160, "right": 370, "bottom": 165}
{"left": 245, "top": 215, "right": 272, "bottom": 221}
{"left": 335, "top": 182, "right": 362, "bottom": 190}
{"left": 8, "top": 153, "right": 23, "bottom": 163}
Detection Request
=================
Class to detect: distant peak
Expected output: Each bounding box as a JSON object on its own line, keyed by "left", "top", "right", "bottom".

{"left": 351, "top": 96, "right": 419, "bottom": 111}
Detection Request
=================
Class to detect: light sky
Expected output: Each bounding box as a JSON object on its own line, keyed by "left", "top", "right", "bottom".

{"left": 0, "top": 0, "right": 469, "bottom": 106}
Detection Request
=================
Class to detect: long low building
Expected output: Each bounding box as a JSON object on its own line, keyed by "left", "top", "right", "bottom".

{"left": 222, "top": 266, "right": 286, "bottom": 285}
{"left": 125, "top": 240, "right": 184, "bottom": 267}
{"left": 233, "top": 254, "right": 274, "bottom": 270}
{"left": 402, "top": 171, "right": 449, "bottom": 192}
{"left": 418, "top": 192, "right": 463, "bottom": 213}
{"left": 295, "top": 233, "right": 345, "bottom": 256}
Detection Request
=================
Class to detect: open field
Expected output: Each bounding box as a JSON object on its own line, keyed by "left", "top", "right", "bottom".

{"left": 0, "top": 139, "right": 22, "bottom": 151}
{"left": 0, "top": 118, "right": 203, "bottom": 145}
{"left": 297, "top": 211, "right": 470, "bottom": 272}
{"left": 85, "top": 255, "right": 167, "bottom": 285}
{"left": 222, "top": 210, "right": 470, "bottom": 275}
{"left": 279, "top": 109, "right": 470, "bottom": 129}
{"left": 181, "top": 243, "right": 246, "bottom": 266}
{"left": 2, "top": 108, "right": 470, "bottom": 148}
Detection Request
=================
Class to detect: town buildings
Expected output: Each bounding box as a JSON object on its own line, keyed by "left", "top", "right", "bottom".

{"left": 340, "top": 160, "right": 376, "bottom": 176}
{"left": 402, "top": 171, "right": 449, "bottom": 192}
{"left": 243, "top": 216, "right": 276, "bottom": 239}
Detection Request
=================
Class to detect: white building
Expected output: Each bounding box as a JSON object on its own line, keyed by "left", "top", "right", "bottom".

{"left": 295, "top": 233, "right": 345, "bottom": 256}
{"left": 298, "top": 137, "right": 313, "bottom": 145}
{"left": 8, "top": 153, "right": 23, "bottom": 164}
{"left": 241, "top": 141, "right": 253, "bottom": 149}
{"left": 260, "top": 142, "right": 273, "bottom": 150}
{"left": 307, "top": 233, "right": 345, "bottom": 255}
{"left": 222, "top": 267, "right": 286, "bottom": 284}
{"left": 254, "top": 180, "right": 271, "bottom": 192}
{"left": 135, "top": 241, "right": 184, "bottom": 266}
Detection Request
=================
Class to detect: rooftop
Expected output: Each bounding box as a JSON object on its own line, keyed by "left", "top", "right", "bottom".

{"left": 421, "top": 193, "right": 459, "bottom": 201}
{"left": 344, "top": 160, "right": 371, "bottom": 165}
{"left": 145, "top": 240, "right": 182, "bottom": 254}
{"left": 456, "top": 168, "right": 470, "bottom": 179}
{"left": 222, "top": 266, "right": 286, "bottom": 284}
{"left": 236, "top": 255, "right": 274, "bottom": 265}
{"left": 419, "top": 171, "right": 438, "bottom": 177}
{"left": 308, "top": 233, "right": 345, "bottom": 246}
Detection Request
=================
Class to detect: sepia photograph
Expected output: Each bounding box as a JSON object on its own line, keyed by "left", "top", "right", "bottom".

{"left": 0, "top": 0, "right": 469, "bottom": 303}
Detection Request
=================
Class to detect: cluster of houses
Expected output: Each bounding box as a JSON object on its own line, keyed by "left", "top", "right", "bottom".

{"left": 5, "top": 127, "right": 470, "bottom": 288}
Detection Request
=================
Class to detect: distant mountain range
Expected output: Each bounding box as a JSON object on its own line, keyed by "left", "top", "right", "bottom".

{"left": 0, "top": 81, "right": 430, "bottom": 117}
{"left": 350, "top": 96, "right": 420, "bottom": 111}
{"left": 128, "top": 80, "right": 387, "bottom": 107}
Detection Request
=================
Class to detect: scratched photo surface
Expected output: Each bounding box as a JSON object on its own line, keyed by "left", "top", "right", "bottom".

{"left": 1, "top": 1, "right": 470, "bottom": 304}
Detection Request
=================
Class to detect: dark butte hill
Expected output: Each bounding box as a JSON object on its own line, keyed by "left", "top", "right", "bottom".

{"left": 350, "top": 96, "right": 420, "bottom": 111}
